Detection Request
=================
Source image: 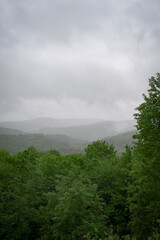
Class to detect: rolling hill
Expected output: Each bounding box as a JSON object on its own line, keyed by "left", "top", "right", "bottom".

{"left": 104, "top": 130, "right": 137, "bottom": 153}
{"left": 0, "top": 119, "right": 136, "bottom": 155}
{"left": 33, "top": 120, "right": 135, "bottom": 141}
{"left": 0, "top": 127, "right": 26, "bottom": 135}
{"left": 0, "top": 128, "right": 137, "bottom": 155}
{"left": 0, "top": 118, "right": 101, "bottom": 132}
{"left": 0, "top": 134, "right": 88, "bottom": 155}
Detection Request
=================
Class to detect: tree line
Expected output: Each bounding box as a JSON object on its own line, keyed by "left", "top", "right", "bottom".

{"left": 0, "top": 73, "right": 160, "bottom": 239}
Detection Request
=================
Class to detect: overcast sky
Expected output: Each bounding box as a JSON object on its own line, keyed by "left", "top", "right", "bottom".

{"left": 0, "top": 0, "right": 160, "bottom": 121}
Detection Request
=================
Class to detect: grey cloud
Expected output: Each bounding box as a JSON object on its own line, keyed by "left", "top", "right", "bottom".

{"left": 0, "top": 0, "right": 160, "bottom": 121}
{"left": 0, "top": 0, "right": 110, "bottom": 46}
{"left": 1, "top": 0, "right": 159, "bottom": 46}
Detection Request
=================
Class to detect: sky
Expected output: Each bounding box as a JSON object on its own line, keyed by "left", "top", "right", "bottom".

{"left": 0, "top": 0, "right": 160, "bottom": 122}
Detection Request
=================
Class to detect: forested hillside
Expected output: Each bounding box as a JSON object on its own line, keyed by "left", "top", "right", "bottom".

{"left": 0, "top": 121, "right": 135, "bottom": 154}
{"left": 104, "top": 130, "right": 136, "bottom": 153}
{"left": 0, "top": 134, "right": 88, "bottom": 155}
{"left": 0, "top": 127, "right": 25, "bottom": 135}
{"left": 0, "top": 130, "right": 135, "bottom": 155}
{"left": 0, "top": 73, "right": 160, "bottom": 239}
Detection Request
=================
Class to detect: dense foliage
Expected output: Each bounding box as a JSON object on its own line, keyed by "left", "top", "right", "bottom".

{"left": 129, "top": 73, "right": 160, "bottom": 239}
{"left": 0, "top": 73, "right": 160, "bottom": 239}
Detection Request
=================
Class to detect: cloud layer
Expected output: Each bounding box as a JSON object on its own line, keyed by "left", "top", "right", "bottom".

{"left": 0, "top": 0, "right": 160, "bottom": 121}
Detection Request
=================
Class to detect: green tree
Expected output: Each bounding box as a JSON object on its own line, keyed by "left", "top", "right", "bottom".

{"left": 41, "top": 167, "right": 106, "bottom": 240}
{"left": 85, "top": 141, "right": 130, "bottom": 237}
{"left": 0, "top": 150, "right": 30, "bottom": 240}
{"left": 1, "top": 147, "right": 44, "bottom": 240}
{"left": 85, "top": 140, "right": 116, "bottom": 160}
{"left": 129, "top": 73, "right": 160, "bottom": 239}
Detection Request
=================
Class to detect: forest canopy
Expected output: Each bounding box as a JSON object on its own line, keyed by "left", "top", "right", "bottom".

{"left": 0, "top": 73, "right": 160, "bottom": 240}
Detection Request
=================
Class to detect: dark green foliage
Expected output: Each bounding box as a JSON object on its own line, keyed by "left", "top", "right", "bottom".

{"left": 0, "top": 142, "right": 129, "bottom": 239}
{"left": 0, "top": 148, "right": 44, "bottom": 240}
{"left": 85, "top": 140, "right": 116, "bottom": 159}
{"left": 129, "top": 73, "right": 160, "bottom": 239}
{"left": 49, "top": 170, "right": 105, "bottom": 239}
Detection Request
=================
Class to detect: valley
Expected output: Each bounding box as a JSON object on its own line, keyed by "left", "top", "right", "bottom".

{"left": 0, "top": 118, "right": 136, "bottom": 154}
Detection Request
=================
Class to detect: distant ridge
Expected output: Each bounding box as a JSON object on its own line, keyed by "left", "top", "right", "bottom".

{"left": 104, "top": 130, "right": 137, "bottom": 153}
{"left": 0, "top": 127, "right": 26, "bottom": 135}
{"left": 32, "top": 120, "right": 135, "bottom": 141}
{"left": 0, "top": 133, "right": 88, "bottom": 155}
{"left": 0, "top": 118, "right": 102, "bottom": 132}
{"left": 0, "top": 129, "right": 137, "bottom": 155}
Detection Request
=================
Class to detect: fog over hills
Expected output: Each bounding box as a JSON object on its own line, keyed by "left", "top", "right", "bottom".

{"left": 33, "top": 120, "right": 135, "bottom": 141}
{"left": 0, "top": 127, "right": 25, "bottom": 135}
{"left": 0, "top": 118, "right": 136, "bottom": 154}
{"left": 103, "top": 130, "right": 137, "bottom": 153}
{"left": 0, "top": 118, "right": 102, "bottom": 132}
{"left": 0, "top": 128, "right": 136, "bottom": 155}
{"left": 0, "top": 118, "right": 135, "bottom": 141}
{"left": 0, "top": 133, "right": 88, "bottom": 155}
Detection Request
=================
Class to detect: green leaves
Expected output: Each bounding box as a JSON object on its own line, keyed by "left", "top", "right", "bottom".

{"left": 129, "top": 73, "right": 160, "bottom": 239}
{"left": 51, "top": 170, "right": 104, "bottom": 239}
{"left": 85, "top": 140, "right": 116, "bottom": 160}
{"left": 0, "top": 138, "right": 133, "bottom": 239}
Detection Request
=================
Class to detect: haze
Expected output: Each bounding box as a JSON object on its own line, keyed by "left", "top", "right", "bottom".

{"left": 0, "top": 0, "right": 160, "bottom": 121}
